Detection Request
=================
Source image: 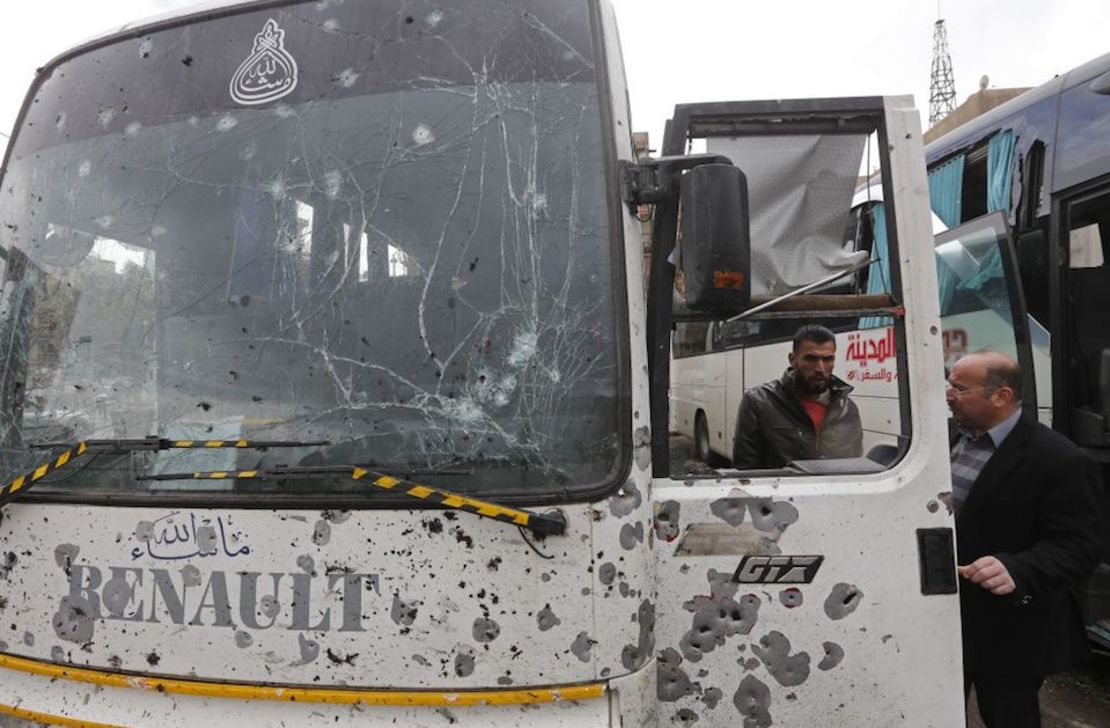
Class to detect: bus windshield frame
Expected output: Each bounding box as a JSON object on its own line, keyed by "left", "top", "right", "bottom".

{"left": 0, "top": 0, "right": 632, "bottom": 509}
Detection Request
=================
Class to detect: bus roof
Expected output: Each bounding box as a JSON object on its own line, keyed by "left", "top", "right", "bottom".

{"left": 925, "top": 50, "right": 1110, "bottom": 166}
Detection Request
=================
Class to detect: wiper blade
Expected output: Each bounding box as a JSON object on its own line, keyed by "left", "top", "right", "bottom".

{"left": 139, "top": 465, "right": 567, "bottom": 537}
{"left": 1, "top": 437, "right": 325, "bottom": 506}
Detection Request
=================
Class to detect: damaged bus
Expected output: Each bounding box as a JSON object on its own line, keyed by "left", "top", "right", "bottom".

{"left": 0, "top": 0, "right": 961, "bottom": 725}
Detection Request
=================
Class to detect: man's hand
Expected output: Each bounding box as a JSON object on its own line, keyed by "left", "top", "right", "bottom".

{"left": 958, "top": 556, "right": 1016, "bottom": 595}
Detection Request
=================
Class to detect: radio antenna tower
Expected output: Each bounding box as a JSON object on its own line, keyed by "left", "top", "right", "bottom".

{"left": 929, "top": 18, "right": 957, "bottom": 126}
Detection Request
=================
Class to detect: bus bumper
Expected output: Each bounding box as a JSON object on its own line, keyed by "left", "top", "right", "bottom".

{"left": 0, "top": 652, "right": 626, "bottom": 727}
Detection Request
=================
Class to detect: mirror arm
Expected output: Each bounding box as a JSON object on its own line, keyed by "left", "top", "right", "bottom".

{"left": 725, "top": 256, "right": 875, "bottom": 323}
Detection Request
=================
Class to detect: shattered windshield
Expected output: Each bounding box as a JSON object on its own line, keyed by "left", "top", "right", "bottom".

{"left": 0, "top": 0, "right": 623, "bottom": 500}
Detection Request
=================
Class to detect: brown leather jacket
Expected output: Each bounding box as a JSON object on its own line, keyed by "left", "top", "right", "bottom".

{"left": 731, "top": 369, "right": 863, "bottom": 469}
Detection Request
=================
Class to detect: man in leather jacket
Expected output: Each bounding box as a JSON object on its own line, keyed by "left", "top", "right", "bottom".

{"left": 731, "top": 324, "right": 862, "bottom": 468}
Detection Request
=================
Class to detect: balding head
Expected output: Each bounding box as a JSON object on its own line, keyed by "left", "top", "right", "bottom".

{"left": 946, "top": 352, "right": 1023, "bottom": 433}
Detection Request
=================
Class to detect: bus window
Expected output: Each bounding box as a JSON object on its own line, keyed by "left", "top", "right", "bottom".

{"left": 669, "top": 127, "right": 911, "bottom": 477}
{"left": 672, "top": 321, "right": 712, "bottom": 358}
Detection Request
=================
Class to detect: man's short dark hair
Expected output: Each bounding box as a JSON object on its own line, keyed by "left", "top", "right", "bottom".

{"left": 793, "top": 324, "right": 836, "bottom": 352}
{"left": 984, "top": 357, "right": 1024, "bottom": 401}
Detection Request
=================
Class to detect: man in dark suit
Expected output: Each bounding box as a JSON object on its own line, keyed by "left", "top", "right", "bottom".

{"left": 947, "top": 351, "right": 1102, "bottom": 728}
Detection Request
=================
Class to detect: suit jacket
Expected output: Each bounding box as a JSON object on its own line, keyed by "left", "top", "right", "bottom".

{"left": 955, "top": 414, "right": 1103, "bottom": 678}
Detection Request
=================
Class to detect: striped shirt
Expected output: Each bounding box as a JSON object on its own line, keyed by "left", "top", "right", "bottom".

{"left": 950, "top": 408, "right": 1022, "bottom": 515}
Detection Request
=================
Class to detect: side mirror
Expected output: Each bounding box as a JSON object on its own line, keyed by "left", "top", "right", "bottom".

{"left": 677, "top": 163, "right": 751, "bottom": 313}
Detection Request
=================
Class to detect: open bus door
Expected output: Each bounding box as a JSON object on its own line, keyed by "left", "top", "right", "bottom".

{"left": 1052, "top": 181, "right": 1110, "bottom": 651}
{"left": 932, "top": 212, "right": 1038, "bottom": 418}
{"left": 639, "top": 97, "right": 968, "bottom": 727}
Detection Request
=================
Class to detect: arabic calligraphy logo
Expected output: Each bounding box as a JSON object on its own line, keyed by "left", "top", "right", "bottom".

{"left": 229, "top": 19, "right": 299, "bottom": 106}
{"left": 132, "top": 511, "right": 251, "bottom": 562}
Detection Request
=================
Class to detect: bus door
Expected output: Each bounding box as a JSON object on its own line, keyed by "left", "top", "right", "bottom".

{"left": 1054, "top": 181, "right": 1110, "bottom": 645}
{"left": 644, "top": 97, "right": 965, "bottom": 727}
{"left": 934, "top": 212, "right": 1039, "bottom": 417}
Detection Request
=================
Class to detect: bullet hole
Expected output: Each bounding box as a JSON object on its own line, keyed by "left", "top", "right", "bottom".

{"left": 295, "top": 634, "right": 319, "bottom": 665}
{"left": 824, "top": 583, "right": 863, "bottom": 621}
{"left": 536, "top": 604, "right": 561, "bottom": 631}
{"left": 570, "top": 632, "right": 595, "bottom": 662}
{"left": 486, "top": 557, "right": 502, "bottom": 572}
{"left": 473, "top": 617, "right": 500, "bottom": 643}
{"left": 0, "top": 552, "right": 18, "bottom": 580}
{"left": 818, "top": 641, "right": 845, "bottom": 671}
{"left": 182, "top": 55, "right": 193, "bottom": 66}
{"left": 621, "top": 599, "right": 655, "bottom": 671}
{"left": 733, "top": 675, "right": 772, "bottom": 726}
{"left": 404, "top": 16, "right": 414, "bottom": 23}
{"left": 146, "top": 651, "right": 160, "bottom": 666}
{"left": 779, "top": 588, "right": 803, "bottom": 609}
{"left": 657, "top": 647, "right": 697, "bottom": 702}
{"left": 312, "top": 520, "right": 332, "bottom": 546}
{"left": 752, "top": 631, "right": 810, "bottom": 687}
{"left": 469, "top": 257, "right": 479, "bottom": 271}
{"left": 391, "top": 594, "right": 419, "bottom": 627}
{"left": 197, "top": 401, "right": 212, "bottom": 411}
{"left": 748, "top": 499, "right": 799, "bottom": 532}
{"left": 54, "top": 544, "right": 79, "bottom": 576}
{"left": 709, "top": 498, "right": 746, "bottom": 527}
{"left": 654, "top": 501, "right": 681, "bottom": 542}
{"left": 701, "top": 687, "right": 723, "bottom": 710}
{"left": 325, "top": 648, "right": 358, "bottom": 665}
{"left": 454, "top": 651, "right": 475, "bottom": 677}
{"left": 609, "top": 480, "right": 642, "bottom": 518}
{"left": 620, "top": 521, "right": 645, "bottom": 550}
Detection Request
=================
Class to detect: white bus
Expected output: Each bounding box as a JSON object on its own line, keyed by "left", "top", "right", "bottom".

{"left": 0, "top": 1, "right": 963, "bottom": 725}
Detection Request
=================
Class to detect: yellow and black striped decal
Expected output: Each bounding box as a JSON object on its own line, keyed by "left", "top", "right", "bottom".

{"left": 0, "top": 439, "right": 319, "bottom": 508}
{"left": 0, "top": 441, "right": 89, "bottom": 504}
{"left": 174, "top": 467, "right": 566, "bottom": 536}
{"left": 169, "top": 439, "right": 254, "bottom": 448}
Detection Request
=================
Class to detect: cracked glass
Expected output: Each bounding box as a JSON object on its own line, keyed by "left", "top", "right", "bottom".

{"left": 0, "top": 0, "right": 623, "bottom": 499}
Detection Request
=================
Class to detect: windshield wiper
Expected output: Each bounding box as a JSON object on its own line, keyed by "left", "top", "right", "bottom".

{"left": 138, "top": 465, "right": 567, "bottom": 537}
{"left": 0, "top": 437, "right": 324, "bottom": 506}
{"left": 28, "top": 437, "right": 327, "bottom": 451}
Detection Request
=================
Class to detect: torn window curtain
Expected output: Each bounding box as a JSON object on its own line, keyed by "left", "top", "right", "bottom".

{"left": 704, "top": 135, "right": 869, "bottom": 297}
{"left": 859, "top": 203, "right": 892, "bottom": 330}
{"left": 955, "top": 132, "right": 1017, "bottom": 294}
{"left": 929, "top": 155, "right": 966, "bottom": 313}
